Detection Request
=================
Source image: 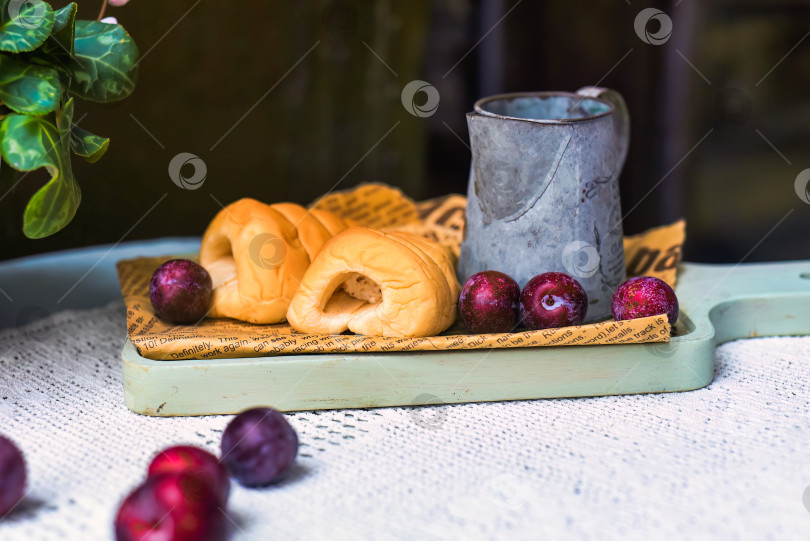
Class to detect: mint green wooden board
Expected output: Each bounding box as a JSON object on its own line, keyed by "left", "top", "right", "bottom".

{"left": 121, "top": 261, "right": 810, "bottom": 416}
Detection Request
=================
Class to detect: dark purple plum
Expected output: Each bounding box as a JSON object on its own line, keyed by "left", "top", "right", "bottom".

{"left": 147, "top": 445, "right": 230, "bottom": 504}
{"left": 115, "top": 471, "right": 228, "bottom": 541}
{"left": 0, "top": 435, "right": 26, "bottom": 517}
{"left": 220, "top": 407, "right": 298, "bottom": 487}
{"left": 149, "top": 259, "right": 212, "bottom": 324}
{"left": 458, "top": 271, "right": 520, "bottom": 333}
{"left": 612, "top": 276, "right": 679, "bottom": 325}
{"left": 520, "top": 272, "right": 588, "bottom": 330}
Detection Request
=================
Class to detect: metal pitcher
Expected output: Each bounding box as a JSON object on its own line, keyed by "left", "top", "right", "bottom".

{"left": 458, "top": 87, "right": 630, "bottom": 321}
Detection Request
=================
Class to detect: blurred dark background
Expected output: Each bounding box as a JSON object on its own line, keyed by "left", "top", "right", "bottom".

{"left": 2, "top": 0, "right": 809, "bottom": 263}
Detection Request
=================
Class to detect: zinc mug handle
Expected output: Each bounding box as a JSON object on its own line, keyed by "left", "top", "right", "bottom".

{"left": 576, "top": 86, "right": 631, "bottom": 173}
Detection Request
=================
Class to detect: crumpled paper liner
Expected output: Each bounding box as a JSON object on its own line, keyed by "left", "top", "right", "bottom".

{"left": 117, "top": 183, "right": 685, "bottom": 360}
{"left": 623, "top": 219, "right": 684, "bottom": 287}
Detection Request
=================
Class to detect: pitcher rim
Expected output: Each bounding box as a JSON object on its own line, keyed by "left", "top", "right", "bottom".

{"left": 471, "top": 91, "right": 615, "bottom": 124}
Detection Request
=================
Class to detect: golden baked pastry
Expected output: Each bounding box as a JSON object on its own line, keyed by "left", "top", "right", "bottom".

{"left": 200, "top": 198, "right": 347, "bottom": 324}
{"left": 286, "top": 227, "right": 460, "bottom": 337}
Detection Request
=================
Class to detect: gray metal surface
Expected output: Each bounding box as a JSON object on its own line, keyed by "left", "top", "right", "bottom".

{"left": 459, "top": 88, "right": 630, "bottom": 321}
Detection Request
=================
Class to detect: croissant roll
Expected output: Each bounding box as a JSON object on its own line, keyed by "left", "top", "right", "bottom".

{"left": 385, "top": 231, "right": 461, "bottom": 302}
{"left": 200, "top": 198, "right": 347, "bottom": 324}
{"left": 286, "top": 227, "right": 460, "bottom": 337}
{"left": 269, "top": 203, "right": 334, "bottom": 261}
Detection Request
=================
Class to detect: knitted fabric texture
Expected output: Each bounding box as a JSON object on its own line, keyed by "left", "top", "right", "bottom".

{"left": 1, "top": 302, "right": 809, "bottom": 540}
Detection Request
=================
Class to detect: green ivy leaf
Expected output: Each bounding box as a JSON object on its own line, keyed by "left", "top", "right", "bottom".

{"left": 52, "top": 2, "right": 75, "bottom": 34}
{"left": 43, "top": 2, "right": 77, "bottom": 57}
{"left": 0, "top": 54, "right": 61, "bottom": 114}
{"left": 0, "top": 97, "right": 79, "bottom": 238}
{"left": 67, "top": 20, "right": 139, "bottom": 103}
{"left": 0, "top": 0, "right": 55, "bottom": 53}
{"left": 70, "top": 124, "right": 108, "bottom": 163}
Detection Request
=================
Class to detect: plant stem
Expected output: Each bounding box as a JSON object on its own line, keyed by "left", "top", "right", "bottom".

{"left": 97, "top": 0, "right": 108, "bottom": 21}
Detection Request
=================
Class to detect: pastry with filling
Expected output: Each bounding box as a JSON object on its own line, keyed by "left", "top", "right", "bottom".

{"left": 200, "top": 198, "right": 347, "bottom": 324}
{"left": 287, "top": 227, "right": 460, "bottom": 337}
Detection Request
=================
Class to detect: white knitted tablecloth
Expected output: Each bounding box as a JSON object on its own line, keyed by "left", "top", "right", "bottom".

{"left": 1, "top": 302, "right": 809, "bottom": 540}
